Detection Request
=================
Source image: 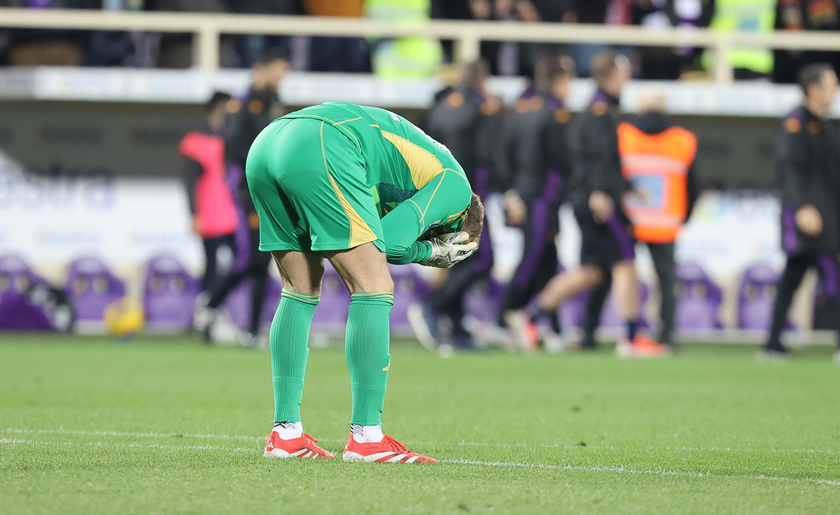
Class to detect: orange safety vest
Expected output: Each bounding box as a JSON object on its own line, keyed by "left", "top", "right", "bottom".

{"left": 617, "top": 122, "right": 697, "bottom": 244}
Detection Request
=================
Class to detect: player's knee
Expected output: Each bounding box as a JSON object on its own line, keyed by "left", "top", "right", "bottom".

{"left": 580, "top": 265, "right": 604, "bottom": 288}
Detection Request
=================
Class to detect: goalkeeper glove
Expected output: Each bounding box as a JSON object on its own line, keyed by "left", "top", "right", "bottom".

{"left": 422, "top": 231, "right": 478, "bottom": 268}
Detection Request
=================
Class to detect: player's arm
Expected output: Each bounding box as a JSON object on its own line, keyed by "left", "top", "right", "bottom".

{"left": 776, "top": 121, "right": 808, "bottom": 210}
{"left": 223, "top": 106, "right": 252, "bottom": 166}
{"left": 181, "top": 157, "right": 202, "bottom": 215}
{"left": 580, "top": 114, "right": 631, "bottom": 197}
{"left": 380, "top": 169, "right": 473, "bottom": 265}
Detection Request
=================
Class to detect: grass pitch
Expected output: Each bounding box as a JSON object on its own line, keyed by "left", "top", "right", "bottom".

{"left": 1, "top": 334, "right": 839, "bottom": 514}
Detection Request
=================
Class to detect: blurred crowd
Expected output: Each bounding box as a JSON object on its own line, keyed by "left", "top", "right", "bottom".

{"left": 1, "top": 0, "right": 840, "bottom": 82}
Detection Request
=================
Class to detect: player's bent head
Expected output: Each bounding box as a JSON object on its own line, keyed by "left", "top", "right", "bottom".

{"left": 462, "top": 193, "right": 485, "bottom": 244}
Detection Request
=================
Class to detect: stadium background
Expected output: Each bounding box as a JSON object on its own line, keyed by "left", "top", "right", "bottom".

{"left": 1, "top": 1, "right": 839, "bottom": 341}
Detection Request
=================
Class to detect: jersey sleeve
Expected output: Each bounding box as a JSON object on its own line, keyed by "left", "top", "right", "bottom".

{"left": 381, "top": 169, "right": 472, "bottom": 265}
{"left": 776, "top": 119, "right": 808, "bottom": 209}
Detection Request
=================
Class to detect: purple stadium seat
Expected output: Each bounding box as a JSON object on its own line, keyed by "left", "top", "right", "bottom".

{"left": 738, "top": 263, "right": 794, "bottom": 331}
{"left": 674, "top": 262, "right": 724, "bottom": 331}
{"left": 390, "top": 265, "right": 430, "bottom": 335}
{"left": 0, "top": 255, "right": 54, "bottom": 331}
{"left": 464, "top": 277, "right": 505, "bottom": 324}
{"left": 64, "top": 256, "right": 125, "bottom": 328}
{"left": 312, "top": 262, "right": 351, "bottom": 333}
{"left": 142, "top": 255, "right": 201, "bottom": 332}
{"left": 223, "top": 277, "right": 282, "bottom": 331}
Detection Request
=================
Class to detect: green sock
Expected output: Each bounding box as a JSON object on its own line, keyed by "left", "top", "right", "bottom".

{"left": 345, "top": 292, "right": 394, "bottom": 426}
{"left": 270, "top": 288, "right": 319, "bottom": 423}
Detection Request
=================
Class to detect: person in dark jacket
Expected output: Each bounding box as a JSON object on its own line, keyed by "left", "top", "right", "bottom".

{"left": 498, "top": 53, "right": 576, "bottom": 352}
{"left": 762, "top": 63, "right": 840, "bottom": 361}
{"left": 180, "top": 91, "right": 239, "bottom": 293}
{"left": 515, "top": 53, "right": 669, "bottom": 358}
{"left": 407, "top": 58, "right": 504, "bottom": 352}
{"left": 196, "top": 49, "right": 289, "bottom": 347}
{"left": 582, "top": 93, "right": 700, "bottom": 349}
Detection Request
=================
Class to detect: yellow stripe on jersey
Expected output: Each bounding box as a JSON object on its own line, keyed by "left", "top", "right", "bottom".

{"left": 379, "top": 130, "right": 444, "bottom": 189}
{"left": 320, "top": 122, "right": 378, "bottom": 249}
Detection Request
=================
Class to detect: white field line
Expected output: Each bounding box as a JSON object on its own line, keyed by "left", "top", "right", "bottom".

{"left": 3, "top": 427, "right": 837, "bottom": 456}
{"left": 2, "top": 436, "right": 839, "bottom": 488}
{"left": 441, "top": 458, "right": 840, "bottom": 487}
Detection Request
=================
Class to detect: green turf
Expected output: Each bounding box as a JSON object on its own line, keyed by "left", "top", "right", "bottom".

{"left": 1, "top": 334, "right": 839, "bottom": 514}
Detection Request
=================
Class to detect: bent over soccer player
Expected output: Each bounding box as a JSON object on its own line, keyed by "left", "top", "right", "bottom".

{"left": 246, "top": 101, "right": 483, "bottom": 463}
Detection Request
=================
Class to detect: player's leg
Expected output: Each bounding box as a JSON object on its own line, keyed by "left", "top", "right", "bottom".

{"left": 247, "top": 118, "right": 335, "bottom": 459}
{"left": 325, "top": 242, "right": 394, "bottom": 432}
{"left": 201, "top": 236, "right": 218, "bottom": 292}
{"left": 816, "top": 254, "right": 840, "bottom": 364}
{"left": 263, "top": 249, "right": 334, "bottom": 458}
{"left": 243, "top": 240, "right": 273, "bottom": 344}
{"left": 581, "top": 273, "right": 612, "bottom": 349}
{"left": 648, "top": 242, "right": 677, "bottom": 347}
{"left": 763, "top": 254, "right": 811, "bottom": 354}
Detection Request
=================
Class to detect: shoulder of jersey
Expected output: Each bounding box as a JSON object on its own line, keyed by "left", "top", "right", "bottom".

{"left": 783, "top": 109, "right": 805, "bottom": 133}
{"left": 248, "top": 99, "right": 265, "bottom": 115}
{"left": 226, "top": 98, "right": 242, "bottom": 114}
{"left": 554, "top": 107, "right": 571, "bottom": 123}
{"left": 591, "top": 101, "right": 609, "bottom": 116}
{"left": 480, "top": 95, "right": 503, "bottom": 116}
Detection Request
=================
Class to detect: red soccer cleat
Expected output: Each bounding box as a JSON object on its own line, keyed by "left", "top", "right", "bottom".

{"left": 342, "top": 434, "right": 436, "bottom": 464}
{"left": 616, "top": 334, "right": 670, "bottom": 359}
{"left": 263, "top": 431, "right": 335, "bottom": 459}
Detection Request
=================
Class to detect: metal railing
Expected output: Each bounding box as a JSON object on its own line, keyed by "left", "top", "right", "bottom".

{"left": 3, "top": 7, "right": 840, "bottom": 83}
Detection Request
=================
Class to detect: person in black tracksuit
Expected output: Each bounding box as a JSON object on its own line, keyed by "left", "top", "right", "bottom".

{"left": 762, "top": 63, "right": 840, "bottom": 358}
{"left": 498, "top": 54, "right": 576, "bottom": 351}
{"left": 578, "top": 104, "right": 700, "bottom": 349}
{"left": 201, "top": 49, "right": 289, "bottom": 345}
{"left": 410, "top": 59, "right": 503, "bottom": 349}
{"left": 522, "top": 53, "right": 668, "bottom": 357}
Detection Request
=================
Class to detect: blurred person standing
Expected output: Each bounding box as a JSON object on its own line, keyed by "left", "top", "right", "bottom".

{"left": 775, "top": 0, "right": 840, "bottom": 83}
{"left": 761, "top": 63, "right": 840, "bottom": 362}
{"left": 147, "top": 0, "right": 228, "bottom": 68}
{"left": 301, "top": 0, "right": 370, "bottom": 72}
{"left": 228, "top": 0, "right": 296, "bottom": 68}
{"left": 616, "top": 93, "right": 699, "bottom": 348}
{"left": 365, "top": 0, "right": 442, "bottom": 78}
{"left": 179, "top": 92, "right": 239, "bottom": 293}
{"left": 5, "top": 0, "right": 99, "bottom": 66}
{"left": 515, "top": 53, "right": 669, "bottom": 358}
{"left": 408, "top": 58, "right": 504, "bottom": 352}
{"left": 702, "top": 0, "right": 776, "bottom": 79}
{"left": 498, "top": 54, "right": 576, "bottom": 352}
{"left": 195, "top": 50, "right": 289, "bottom": 346}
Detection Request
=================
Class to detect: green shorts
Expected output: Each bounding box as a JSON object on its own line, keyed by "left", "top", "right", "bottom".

{"left": 245, "top": 118, "right": 385, "bottom": 254}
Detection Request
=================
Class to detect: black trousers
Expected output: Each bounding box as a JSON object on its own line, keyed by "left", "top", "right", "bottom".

{"left": 767, "top": 252, "right": 840, "bottom": 349}
{"left": 499, "top": 210, "right": 559, "bottom": 326}
{"left": 580, "top": 242, "right": 676, "bottom": 345}
{"left": 207, "top": 225, "right": 272, "bottom": 336}
{"left": 201, "top": 234, "right": 237, "bottom": 292}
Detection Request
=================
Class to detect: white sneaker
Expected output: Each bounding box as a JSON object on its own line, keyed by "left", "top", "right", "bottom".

{"left": 615, "top": 337, "right": 634, "bottom": 359}
{"left": 407, "top": 303, "right": 440, "bottom": 353}
{"left": 503, "top": 310, "right": 538, "bottom": 353}
{"left": 192, "top": 292, "right": 216, "bottom": 332}
{"left": 542, "top": 330, "right": 565, "bottom": 354}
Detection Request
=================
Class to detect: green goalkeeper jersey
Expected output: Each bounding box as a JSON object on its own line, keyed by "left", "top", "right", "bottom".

{"left": 278, "top": 102, "right": 473, "bottom": 263}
